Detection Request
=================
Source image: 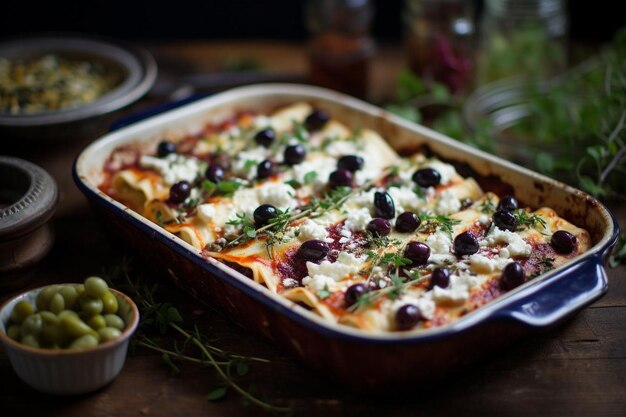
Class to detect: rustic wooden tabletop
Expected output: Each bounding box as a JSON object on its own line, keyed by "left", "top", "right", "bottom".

{"left": 1, "top": 41, "right": 625, "bottom": 417}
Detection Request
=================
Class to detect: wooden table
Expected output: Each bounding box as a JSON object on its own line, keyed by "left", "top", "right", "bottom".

{"left": 2, "top": 41, "right": 625, "bottom": 417}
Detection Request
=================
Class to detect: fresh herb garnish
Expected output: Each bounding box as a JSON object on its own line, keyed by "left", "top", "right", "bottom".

{"left": 479, "top": 197, "right": 496, "bottom": 214}
{"left": 514, "top": 209, "right": 547, "bottom": 231}
{"left": 417, "top": 211, "right": 460, "bottom": 236}
{"left": 102, "top": 258, "right": 291, "bottom": 414}
{"left": 316, "top": 284, "right": 332, "bottom": 300}
{"left": 303, "top": 171, "right": 318, "bottom": 185}
{"left": 202, "top": 179, "right": 242, "bottom": 197}
{"left": 349, "top": 271, "right": 429, "bottom": 312}
{"left": 226, "top": 213, "right": 257, "bottom": 238}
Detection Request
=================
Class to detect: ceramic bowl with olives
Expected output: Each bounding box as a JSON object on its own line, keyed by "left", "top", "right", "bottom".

{"left": 0, "top": 277, "right": 139, "bottom": 395}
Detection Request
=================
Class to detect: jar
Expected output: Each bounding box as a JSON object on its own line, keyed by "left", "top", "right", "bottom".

{"left": 476, "top": 0, "right": 568, "bottom": 85}
{"left": 305, "top": 0, "right": 375, "bottom": 99}
{"left": 403, "top": 0, "right": 476, "bottom": 94}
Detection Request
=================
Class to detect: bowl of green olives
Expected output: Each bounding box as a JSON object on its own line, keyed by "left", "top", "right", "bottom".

{"left": 0, "top": 276, "right": 139, "bottom": 395}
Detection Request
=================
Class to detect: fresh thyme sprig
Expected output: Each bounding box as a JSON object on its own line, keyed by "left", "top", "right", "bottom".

{"left": 101, "top": 258, "right": 292, "bottom": 414}
{"left": 513, "top": 209, "right": 547, "bottom": 231}
{"left": 349, "top": 271, "right": 429, "bottom": 312}
{"left": 417, "top": 211, "right": 461, "bottom": 236}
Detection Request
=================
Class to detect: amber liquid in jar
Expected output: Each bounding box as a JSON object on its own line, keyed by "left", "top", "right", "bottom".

{"left": 308, "top": 33, "right": 373, "bottom": 99}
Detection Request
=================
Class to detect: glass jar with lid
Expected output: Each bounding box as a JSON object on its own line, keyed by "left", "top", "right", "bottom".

{"left": 476, "top": 0, "right": 568, "bottom": 85}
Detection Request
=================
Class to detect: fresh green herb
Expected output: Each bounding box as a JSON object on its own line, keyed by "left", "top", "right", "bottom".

{"left": 226, "top": 213, "right": 257, "bottom": 239}
{"left": 101, "top": 259, "right": 291, "bottom": 414}
{"left": 303, "top": 171, "right": 318, "bottom": 185}
{"left": 349, "top": 272, "right": 429, "bottom": 312}
{"left": 386, "top": 274, "right": 406, "bottom": 300}
{"left": 478, "top": 197, "right": 496, "bottom": 214}
{"left": 243, "top": 159, "right": 257, "bottom": 170}
{"left": 380, "top": 253, "right": 413, "bottom": 268}
{"left": 202, "top": 179, "right": 242, "bottom": 197}
{"left": 417, "top": 212, "right": 460, "bottom": 236}
{"left": 283, "top": 179, "right": 301, "bottom": 189}
{"left": 156, "top": 210, "right": 164, "bottom": 227}
{"left": 514, "top": 209, "right": 547, "bottom": 231}
{"left": 413, "top": 186, "right": 426, "bottom": 200}
{"left": 316, "top": 284, "right": 332, "bottom": 300}
{"left": 292, "top": 119, "right": 308, "bottom": 143}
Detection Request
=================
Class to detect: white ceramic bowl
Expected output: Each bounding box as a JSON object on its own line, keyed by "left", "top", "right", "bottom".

{"left": 0, "top": 285, "right": 139, "bottom": 395}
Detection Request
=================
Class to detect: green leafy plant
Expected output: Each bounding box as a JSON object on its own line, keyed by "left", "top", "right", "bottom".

{"left": 102, "top": 259, "right": 292, "bottom": 414}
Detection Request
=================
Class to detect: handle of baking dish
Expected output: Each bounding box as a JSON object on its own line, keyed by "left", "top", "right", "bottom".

{"left": 493, "top": 256, "right": 608, "bottom": 328}
{"left": 109, "top": 93, "right": 210, "bottom": 131}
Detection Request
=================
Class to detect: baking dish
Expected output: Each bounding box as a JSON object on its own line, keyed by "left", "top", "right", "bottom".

{"left": 73, "top": 84, "right": 618, "bottom": 390}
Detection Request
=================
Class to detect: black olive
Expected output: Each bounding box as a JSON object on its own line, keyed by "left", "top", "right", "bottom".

{"left": 404, "top": 242, "right": 430, "bottom": 265}
{"left": 253, "top": 204, "right": 278, "bottom": 227}
{"left": 344, "top": 283, "right": 368, "bottom": 306}
{"left": 493, "top": 210, "right": 517, "bottom": 232}
{"left": 168, "top": 181, "right": 191, "bottom": 204}
{"left": 497, "top": 195, "right": 519, "bottom": 212}
{"left": 284, "top": 144, "right": 306, "bottom": 165}
{"left": 297, "top": 240, "right": 330, "bottom": 262}
{"left": 254, "top": 128, "right": 276, "bottom": 148}
{"left": 430, "top": 267, "right": 451, "bottom": 289}
{"left": 395, "top": 211, "right": 421, "bottom": 233}
{"left": 367, "top": 218, "right": 391, "bottom": 237}
{"left": 205, "top": 164, "right": 225, "bottom": 183}
{"left": 157, "top": 140, "right": 176, "bottom": 158}
{"left": 373, "top": 191, "right": 395, "bottom": 219}
{"left": 395, "top": 304, "right": 423, "bottom": 330}
{"left": 412, "top": 168, "right": 441, "bottom": 188}
{"left": 337, "top": 155, "right": 364, "bottom": 172}
{"left": 551, "top": 230, "right": 577, "bottom": 254}
{"left": 328, "top": 169, "right": 354, "bottom": 188}
{"left": 256, "top": 159, "right": 274, "bottom": 179}
{"left": 304, "top": 109, "right": 330, "bottom": 132}
{"left": 500, "top": 262, "right": 526, "bottom": 290}
{"left": 453, "top": 231, "right": 479, "bottom": 256}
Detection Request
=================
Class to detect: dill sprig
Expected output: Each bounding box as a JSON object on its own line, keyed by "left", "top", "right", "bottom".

{"left": 101, "top": 258, "right": 292, "bottom": 414}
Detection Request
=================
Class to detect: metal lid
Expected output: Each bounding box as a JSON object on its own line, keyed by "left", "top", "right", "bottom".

{"left": 0, "top": 156, "right": 58, "bottom": 240}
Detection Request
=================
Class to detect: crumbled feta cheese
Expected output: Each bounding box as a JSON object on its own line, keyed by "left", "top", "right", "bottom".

{"left": 231, "top": 146, "right": 268, "bottom": 180}
{"left": 390, "top": 296, "right": 436, "bottom": 320}
{"left": 140, "top": 154, "right": 203, "bottom": 185}
{"left": 427, "top": 231, "right": 452, "bottom": 254}
{"left": 387, "top": 186, "right": 423, "bottom": 215}
{"left": 485, "top": 227, "right": 532, "bottom": 258}
{"left": 469, "top": 253, "right": 510, "bottom": 274}
{"left": 298, "top": 219, "right": 331, "bottom": 242}
{"left": 324, "top": 140, "right": 360, "bottom": 157}
{"left": 256, "top": 182, "right": 297, "bottom": 211}
{"left": 346, "top": 189, "right": 376, "bottom": 211}
{"left": 231, "top": 188, "right": 259, "bottom": 217}
{"left": 344, "top": 207, "right": 373, "bottom": 232}
{"left": 339, "top": 227, "right": 352, "bottom": 244}
{"left": 431, "top": 285, "right": 469, "bottom": 304}
{"left": 478, "top": 215, "right": 490, "bottom": 225}
{"left": 302, "top": 252, "right": 366, "bottom": 291}
{"left": 436, "top": 189, "right": 461, "bottom": 215}
{"left": 282, "top": 278, "right": 299, "bottom": 288}
{"left": 291, "top": 157, "right": 335, "bottom": 190}
{"left": 197, "top": 203, "right": 217, "bottom": 222}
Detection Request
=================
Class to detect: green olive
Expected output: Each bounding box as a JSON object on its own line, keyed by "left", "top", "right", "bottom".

{"left": 50, "top": 293, "right": 66, "bottom": 314}
{"left": 7, "top": 324, "right": 21, "bottom": 341}
{"left": 59, "top": 285, "right": 79, "bottom": 309}
{"left": 10, "top": 300, "right": 34, "bottom": 324}
{"left": 87, "top": 314, "right": 106, "bottom": 330}
{"left": 41, "top": 323, "right": 67, "bottom": 346}
{"left": 104, "top": 314, "right": 126, "bottom": 330}
{"left": 20, "top": 314, "right": 43, "bottom": 337}
{"left": 36, "top": 285, "right": 58, "bottom": 311}
{"left": 98, "top": 327, "right": 122, "bottom": 342}
{"left": 69, "top": 334, "right": 99, "bottom": 349}
{"left": 57, "top": 310, "right": 79, "bottom": 320}
{"left": 117, "top": 298, "right": 131, "bottom": 320}
{"left": 74, "top": 283, "right": 85, "bottom": 295}
{"left": 39, "top": 311, "right": 59, "bottom": 325}
{"left": 60, "top": 314, "right": 97, "bottom": 339}
{"left": 101, "top": 291, "right": 119, "bottom": 314}
{"left": 84, "top": 276, "right": 109, "bottom": 298}
{"left": 80, "top": 296, "right": 103, "bottom": 316}
{"left": 21, "top": 334, "right": 40, "bottom": 348}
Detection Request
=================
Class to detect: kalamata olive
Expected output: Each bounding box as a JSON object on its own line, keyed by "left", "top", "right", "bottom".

{"left": 337, "top": 155, "right": 364, "bottom": 172}
{"left": 497, "top": 195, "right": 519, "bottom": 212}
{"left": 374, "top": 191, "right": 395, "bottom": 219}
{"left": 168, "top": 181, "right": 192, "bottom": 204}
{"left": 551, "top": 230, "right": 577, "bottom": 254}
{"left": 253, "top": 204, "right": 278, "bottom": 227}
{"left": 328, "top": 169, "right": 353, "bottom": 188}
{"left": 493, "top": 210, "right": 517, "bottom": 232}
{"left": 157, "top": 140, "right": 176, "bottom": 157}
{"left": 395, "top": 211, "right": 420, "bottom": 233}
{"left": 205, "top": 164, "right": 225, "bottom": 183}
{"left": 254, "top": 128, "right": 276, "bottom": 147}
{"left": 304, "top": 109, "right": 330, "bottom": 131}
{"left": 256, "top": 159, "right": 274, "bottom": 179}
{"left": 367, "top": 218, "right": 391, "bottom": 237}
{"left": 297, "top": 240, "right": 330, "bottom": 261}
{"left": 284, "top": 144, "right": 306, "bottom": 165}
{"left": 500, "top": 262, "right": 526, "bottom": 290}
{"left": 344, "top": 283, "right": 368, "bottom": 306}
{"left": 395, "top": 304, "right": 423, "bottom": 330}
{"left": 412, "top": 168, "right": 441, "bottom": 188}
{"left": 404, "top": 241, "right": 430, "bottom": 265}
{"left": 454, "top": 231, "right": 479, "bottom": 256}
{"left": 429, "top": 267, "right": 451, "bottom": 289}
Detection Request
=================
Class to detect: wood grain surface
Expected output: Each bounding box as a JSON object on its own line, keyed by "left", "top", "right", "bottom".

{"left": 1, "top": 41, "right": 624, "bottom": 417}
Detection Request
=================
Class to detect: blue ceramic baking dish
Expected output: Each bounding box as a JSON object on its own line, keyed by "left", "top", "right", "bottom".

{"left": 73, "top": 84, "right": 619, "bottom": 390}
